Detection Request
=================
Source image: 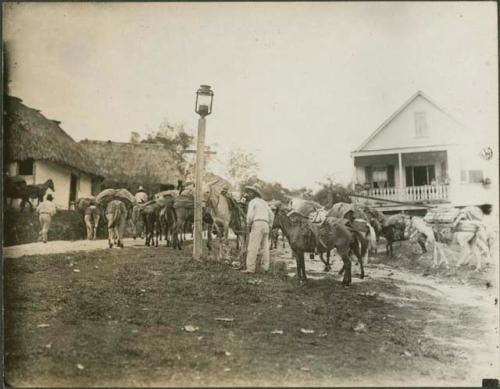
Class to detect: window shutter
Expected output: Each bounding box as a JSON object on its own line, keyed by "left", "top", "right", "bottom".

{"left": 365, "top": 166, "right": 372, "bottom": 183}
{"left": 405, "top": 166, "right": 413, "bottom": 186}
{"left": 468, "top": 170, "right": 484, "bottom": 183}
{"left": 414, "top": 112, "right": 428, "bottom": 137}
{"left": 428, "top": 165, "right": 436, "bottom": 183}
{"left": 387, "top": 165, "right": 395, "bottom": 188}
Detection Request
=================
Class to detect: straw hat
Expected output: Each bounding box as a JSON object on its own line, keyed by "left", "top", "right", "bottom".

{"left": 245, "top": 185, "right": 263, "bottom": 198}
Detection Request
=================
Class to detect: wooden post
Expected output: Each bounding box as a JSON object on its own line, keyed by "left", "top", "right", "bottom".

{"left": 398, "top": 152, "right": 403, "bottom": 200}
{"left": 193, "top": 117, "right": 206, "bottom": 261}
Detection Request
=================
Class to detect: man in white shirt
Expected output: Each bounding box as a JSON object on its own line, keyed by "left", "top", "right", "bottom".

{"left": 36, "top": 194, "right": 57, "bottom": 243}
{"left": 242, "top": 185, "right": 274, "bottom": 273}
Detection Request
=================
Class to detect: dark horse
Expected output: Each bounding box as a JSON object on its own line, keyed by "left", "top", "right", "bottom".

{"left": 168, "top": 203, "right": 214, "bottom": 251}
{"left": 5, "top": 175, "right": 55, "bottom": 211}
{"left": 273, "top": 205, "right": 368, "bottom": 286}
{"left": 142, "top": 202, "right": 162, "bottom": 247}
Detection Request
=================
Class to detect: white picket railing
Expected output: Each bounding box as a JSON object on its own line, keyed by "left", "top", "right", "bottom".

{"left": 357, "top": 184, "right": 449, "bottom": 203}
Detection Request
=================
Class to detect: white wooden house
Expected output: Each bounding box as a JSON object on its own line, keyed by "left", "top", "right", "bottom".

{"left": 351, "top": 91, "right": 497, "bottom": 212}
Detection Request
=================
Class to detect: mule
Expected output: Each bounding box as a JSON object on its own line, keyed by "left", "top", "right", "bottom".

{"left": 5, "top": 176, "right": 55, "bottom": 211}
{"left": 131, "top": 204, "right": 145, "bottom": 239}
{"left": 142, "top": 202, "right": 162, "bottom": 247}
{"left": 105, "top": 199, "right": 128, "bottom": 248}
{"left": 159, "top": 202, "right": 176, "bottom": 247}
{"left": 380, "top": 214, "right": 427, "bottom": 257}
{"left": 273, "top": 205, "right": 367, "bottom": 286}
{"left": 406, "top": 215, "right": 491, "bottom": 270}
{"left": 327, "top": 202, "right": 382, "bottom": 253}
{"left": 84, "top": 204, "right": 102, "bottom": 240}
{"left": 206, "top": 185, "right": 247, "bottom": 250}
{"left": 169, "top": 205, "right": 214, "bottom": 251}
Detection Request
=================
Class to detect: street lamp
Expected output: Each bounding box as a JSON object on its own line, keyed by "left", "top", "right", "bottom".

{"left": 193, "top": 84, "right": 214, "bottom": 260}
{"left": 195, "top": 85, "right": 214, "bottom": 118}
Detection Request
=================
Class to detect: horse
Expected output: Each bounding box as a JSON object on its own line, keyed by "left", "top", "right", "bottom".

{"left": 105, "top": 199, "right": 128, "bottom": 248}
{"left": 84, "top": 204, "right": 102, "bottom": 240}
{"left": 273, "top": 205, "right": 367, "bottom": 286}
{"left": 380, "top": 214, "right": 427, "bottom": 257}
{"left": 204, "top": 184, "right": 247, "bottom": 252}
{"left": 206, "top": 185, "right": 246, "bottom": 246}
{"left": 289, "top": 198, "right": 323, "bottom": 216}
{"left": 206, "top": 184, "right": 231, "bottom": 239}
{"left": 406, "top": 214, "right": 491, "bottom": 270}
{"left": 169, "top": 200, "right": 214, "bottom": 251}
{"left": 75, "top": 197, "right": 102, "bottom": 240}
{"left": 324, "top": 202, "right": 377, "bottom": 265}
{"left": 358, "top": 206, "right": 385, "bottom": 242}
{"left": 131, "top": 204, "right": 145, "bottom": 239}
{"left": 5, "top": 176, "right": 55, "bottom": 211}
{"left": 159, "top": 201, "right": 176, "bottom": 247}
{"left": 142, "top": 202, "right": 163, "bottom": 247}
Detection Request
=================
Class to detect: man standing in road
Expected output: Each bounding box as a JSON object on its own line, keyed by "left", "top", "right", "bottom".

{"left": 242, "top": 185, "right": 274, "bottom": 273}
{"left": 37, "top": 194, "right": 57, "bottom": 243}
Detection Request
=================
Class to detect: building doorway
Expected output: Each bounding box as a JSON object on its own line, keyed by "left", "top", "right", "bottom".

{"left": 69, "top": 173, "right": 78, "bottom": 204}
{"left": 405, "top": 165, "right": 435, "bottom": 186}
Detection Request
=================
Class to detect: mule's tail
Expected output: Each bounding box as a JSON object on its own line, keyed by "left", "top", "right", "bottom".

{"left": 351, "top": 230, "right": 368, "bottom": 260}
{"left": 367, "top": 223, "right": 377, "bottom": 249}
{"left": 107, "top": 208, "right": 120, "bottom": 229}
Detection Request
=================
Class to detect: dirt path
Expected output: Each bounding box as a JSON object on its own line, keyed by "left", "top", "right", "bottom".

{"left": 4, "top": 239, "right": 499, "bottom": 386}
{"left": 3, "top": 238, "right": 158, "bottom": 259}
{"left": 274, "top": 245, "right": 499, "bottom": 382}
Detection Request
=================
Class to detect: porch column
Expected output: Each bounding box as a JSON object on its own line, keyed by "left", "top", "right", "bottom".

{"left": 398, "top": 152, "right": 403, "bottom": 196}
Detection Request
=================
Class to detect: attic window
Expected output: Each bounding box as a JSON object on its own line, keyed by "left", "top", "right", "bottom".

{"left": 19, "top": 159, "right": 34, "bottom": 175}
{"left": 414, "top": 112, "right": 428, "bottom": 138}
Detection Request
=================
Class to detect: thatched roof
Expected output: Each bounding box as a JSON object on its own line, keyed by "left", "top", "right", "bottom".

{"left": 4, "top": 96, "right": 101, "bottom": 177}
{"left": 79, "top": 140, "right": 184, "bottom": 185}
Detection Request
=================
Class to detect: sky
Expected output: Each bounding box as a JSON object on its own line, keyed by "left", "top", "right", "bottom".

{"left": 4, "top": 2, "right": 498, "bottom": 190}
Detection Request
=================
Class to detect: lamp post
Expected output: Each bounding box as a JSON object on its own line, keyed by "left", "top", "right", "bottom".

{"left": 193, "top": 85, "right": 214, "bottom": 260}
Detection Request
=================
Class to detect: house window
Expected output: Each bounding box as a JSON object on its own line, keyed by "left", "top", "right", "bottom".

{"left": 364, "top": 165, "right": 395, "bottom": 188}
{"left": 18, "top": 159, "right": 34, "bottom": 175}
{"left": 372, "top": 168, "right": 387, "bottom": 182}
{"left": 414, "top": 112, "right": 428, "bottom": 138}
{"left": 468, "top": 170, "right": 484, "bottom": 183}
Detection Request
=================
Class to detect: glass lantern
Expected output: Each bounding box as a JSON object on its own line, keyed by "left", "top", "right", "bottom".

{"left": 195, "top": 85, "right": 214, "bottom": 118}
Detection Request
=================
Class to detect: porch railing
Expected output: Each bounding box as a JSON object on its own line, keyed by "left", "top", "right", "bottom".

{"left": 356, "top": 184, "right": 449, "bottom": 203}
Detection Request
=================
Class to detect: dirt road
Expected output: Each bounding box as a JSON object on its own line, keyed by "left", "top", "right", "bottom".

{"left": 4, "top": 239, "right": 499, "bottom": 386}
{"left": 3, "top": 238, "right": 154, "bottom": 259}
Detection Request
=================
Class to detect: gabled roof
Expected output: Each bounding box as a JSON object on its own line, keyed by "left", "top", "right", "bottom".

{"left": 4, "top": 95, "right": 101, "bottom": 177}
{"left": 353, "top": 91, "right": 466, "bottom": 153}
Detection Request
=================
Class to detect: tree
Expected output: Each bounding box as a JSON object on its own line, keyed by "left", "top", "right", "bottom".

{"left": 238, "top": 175, "right": 293, "bottom": 203}
{"left": 130, "top": 119, "right": 195, "bottom": 178}
{"left": 226, "top": 148, "right": 260, "bottom": 188}
{"left": 312, "top": 176, "right": 351, "bottom": 208}
{"left": 129, "top": 131, "right": 141, "bottom": 144}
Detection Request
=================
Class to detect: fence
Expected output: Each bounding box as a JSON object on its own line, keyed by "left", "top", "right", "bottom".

{"left": 355, "top": 184, "right": 449, "bottom": 203}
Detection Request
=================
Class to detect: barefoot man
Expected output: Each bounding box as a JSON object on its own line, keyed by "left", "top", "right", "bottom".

{"left": 241, "top": 185, "right": 274, "bottom": 273}
{"left": 37, "top": 194, "right": 57, "bottom": 243}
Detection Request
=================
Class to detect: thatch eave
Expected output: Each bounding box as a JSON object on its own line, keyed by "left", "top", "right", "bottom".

{"left": 4, "top": 95, "right": 101, "bottom": 178}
